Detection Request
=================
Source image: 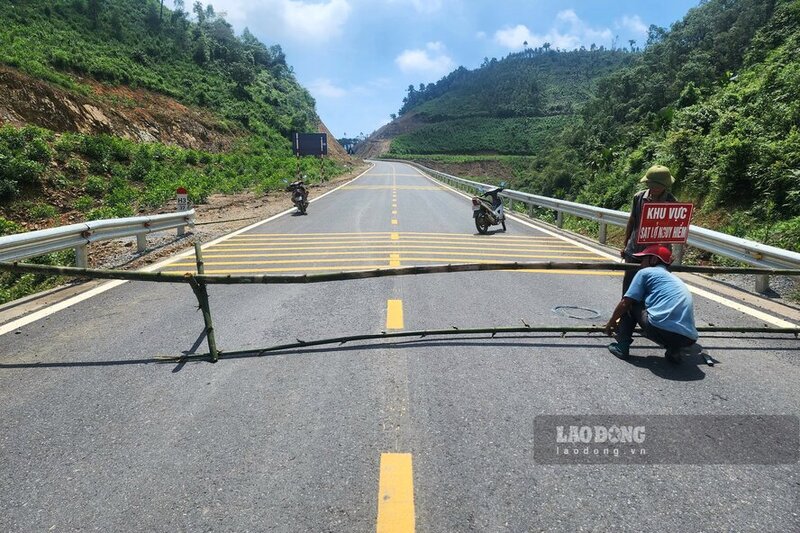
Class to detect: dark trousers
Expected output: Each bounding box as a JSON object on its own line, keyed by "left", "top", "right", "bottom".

{"left": 617, "top": 303, "right": 696, "bottom": 351}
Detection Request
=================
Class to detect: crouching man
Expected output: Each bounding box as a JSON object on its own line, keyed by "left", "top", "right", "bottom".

{"left": 604, "top": 245, "right": 698, "bottom": 364}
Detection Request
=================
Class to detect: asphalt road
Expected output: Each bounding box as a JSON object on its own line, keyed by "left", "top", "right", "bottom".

{"left": 1, "top": 161, "right": 798, "bottom": 532}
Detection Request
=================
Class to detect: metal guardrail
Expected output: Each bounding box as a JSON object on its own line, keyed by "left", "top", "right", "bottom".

{"left": 384, "top": 159, "right": 800, "bottom": 292}
{"left": 0, "top": 210, "right": 195, "bottom": 267}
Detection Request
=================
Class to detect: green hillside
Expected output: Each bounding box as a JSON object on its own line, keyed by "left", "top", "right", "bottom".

{"left": 0, "top": 0, "right": 349, "bottom": 304}
{"left": 389, "top": 0, "right": 800, "bottom": 253}
{"left": 0, "top": 0, "right": 315, "bottom": 134}
{"left": 388, "top": 49, "right": 634, "bottom": 155}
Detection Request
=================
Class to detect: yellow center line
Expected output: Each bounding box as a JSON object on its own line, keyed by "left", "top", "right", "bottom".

{"left": 392, "top": 210, "right": 398, "bottom": 215}
{"left": 389, "top": 253, "right": 401, "bottom": 267}
{"left": 392, "top": 219, "right": 398, "bottom": 225}
{"left": 377, "top": 452, "right": 415, "bottom": 533}
{"left": 391, "top": 233, "right": 400, "bottom": 241}
{"left": 386, "top": 299, "right": 404, "bottom": 330}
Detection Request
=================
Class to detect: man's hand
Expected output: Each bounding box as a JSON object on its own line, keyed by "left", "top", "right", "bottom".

{"left": 619, "top": 249, "right": 627, "bottom": 258}
{"left": 604, "top": 321, "right": 617, "bottom": 337}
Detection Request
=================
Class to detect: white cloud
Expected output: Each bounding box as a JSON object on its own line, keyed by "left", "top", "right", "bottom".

{"left": 282, "top": 0, "right": 352, "bottom": 42}
{"left": 387, "top": 0, "right": 444, "bottom": 14}
{"left": 618, "top": 15, "right": 648, "bottom": 37}
{"left": 493, "top": 10, "right": 614, "bottom": 51}
{"left": 309, "top": 78, "right": 347, "bottom": 98}
{"left": 395, "top": 42, "right": 455, "bottom": 76}
{"left": 177, "top": 0, "right": 352, "bottom": 44}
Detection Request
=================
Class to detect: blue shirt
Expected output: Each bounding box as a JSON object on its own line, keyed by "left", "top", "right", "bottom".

{"left": 624, "top": 266, "right": 698, "bottom": 340}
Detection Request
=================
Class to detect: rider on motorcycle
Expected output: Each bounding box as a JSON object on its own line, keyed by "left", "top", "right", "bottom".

{"left": 286, "top": 176, "right": 308, "bottom": 201}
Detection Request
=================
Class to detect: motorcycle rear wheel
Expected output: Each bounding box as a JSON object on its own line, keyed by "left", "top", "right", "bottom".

{"left": 475, "top": 216, "right": 490, "bottom": 234}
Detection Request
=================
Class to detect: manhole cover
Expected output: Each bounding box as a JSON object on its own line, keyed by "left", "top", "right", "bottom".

{"left": 552, "top": 306, "right": 602, "bottom": 320}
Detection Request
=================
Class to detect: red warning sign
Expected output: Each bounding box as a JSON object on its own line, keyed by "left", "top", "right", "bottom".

{"left": 637, "top": 202, "right": 693, "bottom": 244}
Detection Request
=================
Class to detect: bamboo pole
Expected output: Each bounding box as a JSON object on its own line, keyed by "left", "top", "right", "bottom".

{"left": 1, "top": 261, "right": 799, "bottom": 286}
{"left": 189, "top": 243, "right": 219, "bottom": 362}
{"left": 158, "top": 325, "right": 799, "bottom": 363}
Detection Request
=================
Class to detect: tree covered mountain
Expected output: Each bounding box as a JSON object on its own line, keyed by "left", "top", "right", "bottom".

{"left": 386, "top": 48, "right": 634, "bottom": 155}
{"left": 386, "top": 0, "right": 800, "bottom": 251}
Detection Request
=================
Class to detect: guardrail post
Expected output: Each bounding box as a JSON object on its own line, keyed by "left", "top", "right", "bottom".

{"left": 673, "top": 244, "right": 685, "bottom": 266}
{"left": 528, "top": 203, "right": 535, "bottom": 218}
{"left": 556, "top": 211, "right": 564, "bottom": 228}
{"left": 599, "top": 222, "right": 607, "bottom": 244}
{"left": 177, "top": 224, "right": 185, "bottom": 237}
{"left": 755, "top": 275, "right": 770, "bottom": 293}
{"left": 136, "top": 233, "right": 147, "bottom": 253}
{"left": 75, "top": 245, "right": 88, "bottom": 268}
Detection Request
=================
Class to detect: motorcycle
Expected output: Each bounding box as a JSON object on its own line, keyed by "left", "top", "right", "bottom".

{"left": 285, "top": 178, "right": 309, "bottom": 215}
{"left": 472, "top": 183, "right": 507, "bottom": 234}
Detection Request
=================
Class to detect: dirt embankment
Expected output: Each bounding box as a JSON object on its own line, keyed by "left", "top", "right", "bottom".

{"left": 0, "top": 65, "right": 238, "bottom": 151}
{"left": 355, "top": 111, "right": 424, "bottom": 159}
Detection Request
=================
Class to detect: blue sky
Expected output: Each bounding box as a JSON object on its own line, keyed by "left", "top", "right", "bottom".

{"left": 173, "top": 1, "right": 700, "bottom": 139}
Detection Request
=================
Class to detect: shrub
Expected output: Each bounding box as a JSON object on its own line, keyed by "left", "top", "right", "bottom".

{"left": 27, "top": 203, "right": 59, "bottom": 220}
{"left": 73, "top": 195, "right": 94, "bottom": 212}
{"left": 0, "top": 217, "right": 23, "bottom": 236}
{"left": 86, "top": 206, "right": 117, "bottom": 220}
{"left": 85, "top": 175, "right": 107, "bottom": 197}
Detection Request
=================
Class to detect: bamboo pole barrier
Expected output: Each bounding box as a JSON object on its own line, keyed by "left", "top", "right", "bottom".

{"left": 1, "top": 261, "right": 799, "bottom": 286}
{"left": 157, "top": 325, "right": 798, "bottom": 364}
{"left": 189, "top": 242, "right": 219, "bottom": 362}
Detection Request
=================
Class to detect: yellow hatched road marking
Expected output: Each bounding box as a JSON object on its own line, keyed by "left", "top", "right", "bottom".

{"left": 168, "top": 267, "right": 623, "bottom": 276}
{"left": 233, "top": 231, "right": 562, "bottom": 239}
{"left": 180, "top": 251, "right": 605, "bottom": 263}
{"left": 389, "top": 253, "right": 401, "bottom": 267}
{"left": 217, "top": 240, "right": 583, "bottom": 250}
{"left": 377, "top": 453, "right": 415, "bottom": 533}
{"left": 167, "top": 265, "right": 390, "bottom": 274}
{"left": 231, "top": 231, "right": 564, "bottom": 241}
{"left": 206, "top": 244, "right": 602, "bottom": 254}
{"left": 168, "top": 258, "right": 404, "bottom": 266}
{"left": 221, "top": 237, "right": 580, "bottom": 246}
{"left": 386, "top": 300, "right": 404, "bottom": 330}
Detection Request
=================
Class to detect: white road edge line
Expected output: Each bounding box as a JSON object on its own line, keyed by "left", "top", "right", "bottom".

{"left": 0, "top": 164, "right": 376, "bottom": 337}
{"left": 409, "top": 163, "right": 797, "bottom": 328}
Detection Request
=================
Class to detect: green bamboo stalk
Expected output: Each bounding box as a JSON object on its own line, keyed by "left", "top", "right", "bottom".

{"left": 159, "top": 325, "right": 798, "bottom": 363}
{"left": 189, "top": 243, "right": 219, "bottom": 362}
{"left": 1, "top": 261, "right": 798, "bottom": 286}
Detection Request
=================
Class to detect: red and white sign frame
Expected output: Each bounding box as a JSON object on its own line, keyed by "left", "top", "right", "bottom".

{"left": 637, "top": 202, "right": 694, "bottom": 244}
